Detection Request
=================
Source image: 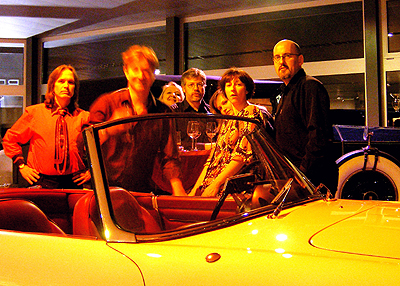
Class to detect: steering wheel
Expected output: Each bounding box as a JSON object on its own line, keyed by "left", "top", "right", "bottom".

{"left": 210, "top": 173, "right": 256, "bottom": 221}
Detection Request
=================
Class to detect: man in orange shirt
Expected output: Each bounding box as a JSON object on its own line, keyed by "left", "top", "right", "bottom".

{"left": 3, "top": 65, "right": 90, "bottom": 188}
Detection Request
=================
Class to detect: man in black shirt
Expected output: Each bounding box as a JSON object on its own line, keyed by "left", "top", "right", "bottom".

{"left": 174, "top": 68, "right": 211, "bottom": 150}
{"left": 273, "top": 39, "right": 338, "bottom": 194}
{"left": 174, "top": 68, "right": 210, "bottom": 114}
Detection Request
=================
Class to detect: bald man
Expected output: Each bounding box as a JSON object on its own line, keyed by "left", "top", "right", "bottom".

{"left": 272, "top": 39, "right": 338, "bottom": 194}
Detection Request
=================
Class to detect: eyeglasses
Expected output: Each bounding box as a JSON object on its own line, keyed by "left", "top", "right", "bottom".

{"left": 272, "top": 53, "right": 301, "bottom": 63}
{"left": 186, "top": 82, "right": 206, "bottom": 89}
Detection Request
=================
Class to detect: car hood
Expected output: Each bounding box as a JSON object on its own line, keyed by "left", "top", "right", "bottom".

{"left": 309, "top": 200, "right": 400, "bottom": 259}
{"left": 108, "top": 199, "right": 400, "bottom": 285}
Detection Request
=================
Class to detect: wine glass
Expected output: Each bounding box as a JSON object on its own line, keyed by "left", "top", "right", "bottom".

{"left": 206, "top": 122, "right": 217, "bottom": 144}
{"left": 187, "top": 121, "right": 201, "bottom": 151}
{"left": 391, "top": 93, "right": 400, "bottom": 112}
{"left": 176, "top": 131, "right": 184, "bottom": 151}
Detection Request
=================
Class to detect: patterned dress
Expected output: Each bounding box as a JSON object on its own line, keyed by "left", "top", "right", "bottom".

{"left": 196, "top": 104, "right": 265, "bottom": 196}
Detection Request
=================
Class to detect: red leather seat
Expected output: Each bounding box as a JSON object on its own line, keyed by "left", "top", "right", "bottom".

{"left": 73, "top": 189, "right": 161, "bottom": 238}
{"left": 72, "top": 191, "right": 100, "bottom": 237}
{"left": 0, "top": 199, "right": 65, "bottom": 235}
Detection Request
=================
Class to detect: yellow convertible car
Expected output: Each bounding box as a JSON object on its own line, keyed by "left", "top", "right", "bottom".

{"left": 0, "top": 114, "right": 399, "bottom": 285}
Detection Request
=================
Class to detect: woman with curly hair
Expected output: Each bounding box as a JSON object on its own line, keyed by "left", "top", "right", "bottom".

{"left": 190, "top": 68, "right": 273, "bottom": 197}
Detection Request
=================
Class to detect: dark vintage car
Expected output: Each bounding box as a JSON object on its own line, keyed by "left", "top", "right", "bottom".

{"left": 332, "top": 125, "right": 400, "bottom": 201}
{"left": 0, "top": 113, "right": 400, "bottom": 285}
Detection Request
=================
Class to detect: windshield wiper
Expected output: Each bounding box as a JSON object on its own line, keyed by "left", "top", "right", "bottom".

{"left": 268, "top": 178, "right": 293, "bottom": 219}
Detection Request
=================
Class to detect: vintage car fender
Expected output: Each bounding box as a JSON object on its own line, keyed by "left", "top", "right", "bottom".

{"left": 335, "top": 149, "right": 400, "bottom": 200}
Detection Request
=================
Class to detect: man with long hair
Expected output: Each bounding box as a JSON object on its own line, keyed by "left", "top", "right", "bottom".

{"left": 3, "top": 65, "right": 91, "bottom": 188}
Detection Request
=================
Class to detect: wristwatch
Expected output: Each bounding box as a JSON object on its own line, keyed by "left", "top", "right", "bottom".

{"left": 19, "top": 163, "right": 25, "bottom": 169}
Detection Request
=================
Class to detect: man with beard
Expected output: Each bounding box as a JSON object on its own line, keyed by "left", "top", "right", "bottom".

{"left": 272, "top": 39, "right": 338, "bottom": 194}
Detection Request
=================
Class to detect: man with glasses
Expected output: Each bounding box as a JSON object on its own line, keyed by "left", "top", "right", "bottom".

{"left": 174, "top": 68, "right": 211, "bottom": 150}
{"left": 272, "top": 39, "right": 338, "bottom": 194}
{"left": 175, "top": 68, "right": 210, "bottom": 113}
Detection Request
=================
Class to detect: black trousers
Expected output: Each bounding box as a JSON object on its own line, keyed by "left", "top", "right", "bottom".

{"left": 33, "top": 173, "right": 84, "bottom": 189}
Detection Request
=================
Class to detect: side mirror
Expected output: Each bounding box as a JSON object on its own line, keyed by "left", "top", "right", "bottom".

{"left": 315, "top": 183, "right": 336, "bottom": 201}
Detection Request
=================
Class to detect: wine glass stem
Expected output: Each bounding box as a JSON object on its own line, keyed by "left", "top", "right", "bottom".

{"left": 194, "top": 138, "right": 198, "bottom": 151}
{"left": 192, "top": 138, "right": 195, "bottom": 151}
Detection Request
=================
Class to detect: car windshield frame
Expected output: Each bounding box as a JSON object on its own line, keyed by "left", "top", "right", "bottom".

{"left": 83, "top": 113, "right": 323, "bottom": 243}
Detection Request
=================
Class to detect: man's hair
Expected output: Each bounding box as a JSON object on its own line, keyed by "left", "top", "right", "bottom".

{"left": 292, "top": 41, "right": 302, "bottom": 54}
{"left": 44, "top": 64, "right": 79, "bottom": 112}
{"left": 219, "top": 67, "right": 255, "bottom": 100}
{"left": 122, "top": 45, "right": 159, "bottom": 71}
{"left": 274, "top": 39, "right": 302, "bottom": 55}
{"left": 181, "top": 68, "right": 206, "bottom": 86}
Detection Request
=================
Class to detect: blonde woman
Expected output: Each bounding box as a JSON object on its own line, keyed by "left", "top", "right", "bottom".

{"left": 159, "top": 81, "right": 184, "bottom": 106}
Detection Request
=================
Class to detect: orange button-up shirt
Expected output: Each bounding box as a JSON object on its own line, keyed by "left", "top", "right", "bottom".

{"left": 3, "top": 103, "right": 90, "bottom": 176}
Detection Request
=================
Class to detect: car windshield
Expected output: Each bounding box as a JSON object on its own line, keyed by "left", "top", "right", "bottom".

{"left": 84, "top": 113, "right": 320, "bottom": 239}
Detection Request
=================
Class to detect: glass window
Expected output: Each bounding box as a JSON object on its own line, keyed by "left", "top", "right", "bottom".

{"left": 319, "top": 74, "right": 365, "bottom": 126}
{"left": 0, "top": 41, "right": 25, "bottom": 139}
{"left": 0, "top": 95, "right": 23, "bottom": 138}
{"left": 44, "top": 26, "right": 166, "bottom": 81}
{"left": 387, "top": 0, "right": 400, "bottom": 53}
{"left": 0, "top": 47, "right": 24, "bottom": 86}
{"left": 185, "top": 2, "right": 365, "bottom": 125}
{"left": 186, "top": 2, "right": 363, "bottom": 70}
{"left": 385, "top": 0, "right": 400, "bottom": 126}
{"left": 387, "top": 71, "right": 400, "bottom": 126}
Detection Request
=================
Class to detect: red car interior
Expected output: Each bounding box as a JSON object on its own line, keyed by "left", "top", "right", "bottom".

{"left": 0, "top": 199, "right": 66, "bottom": 235}
{"left": 73, "top": 189, "right": 162, "bottom": 237}
{"left": 0, "top": 187, "right": 238, "bottom": 238}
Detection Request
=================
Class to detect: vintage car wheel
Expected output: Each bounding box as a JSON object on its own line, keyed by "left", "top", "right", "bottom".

{"left": 335, "top": 150, "right": 400, "bottom": 201}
